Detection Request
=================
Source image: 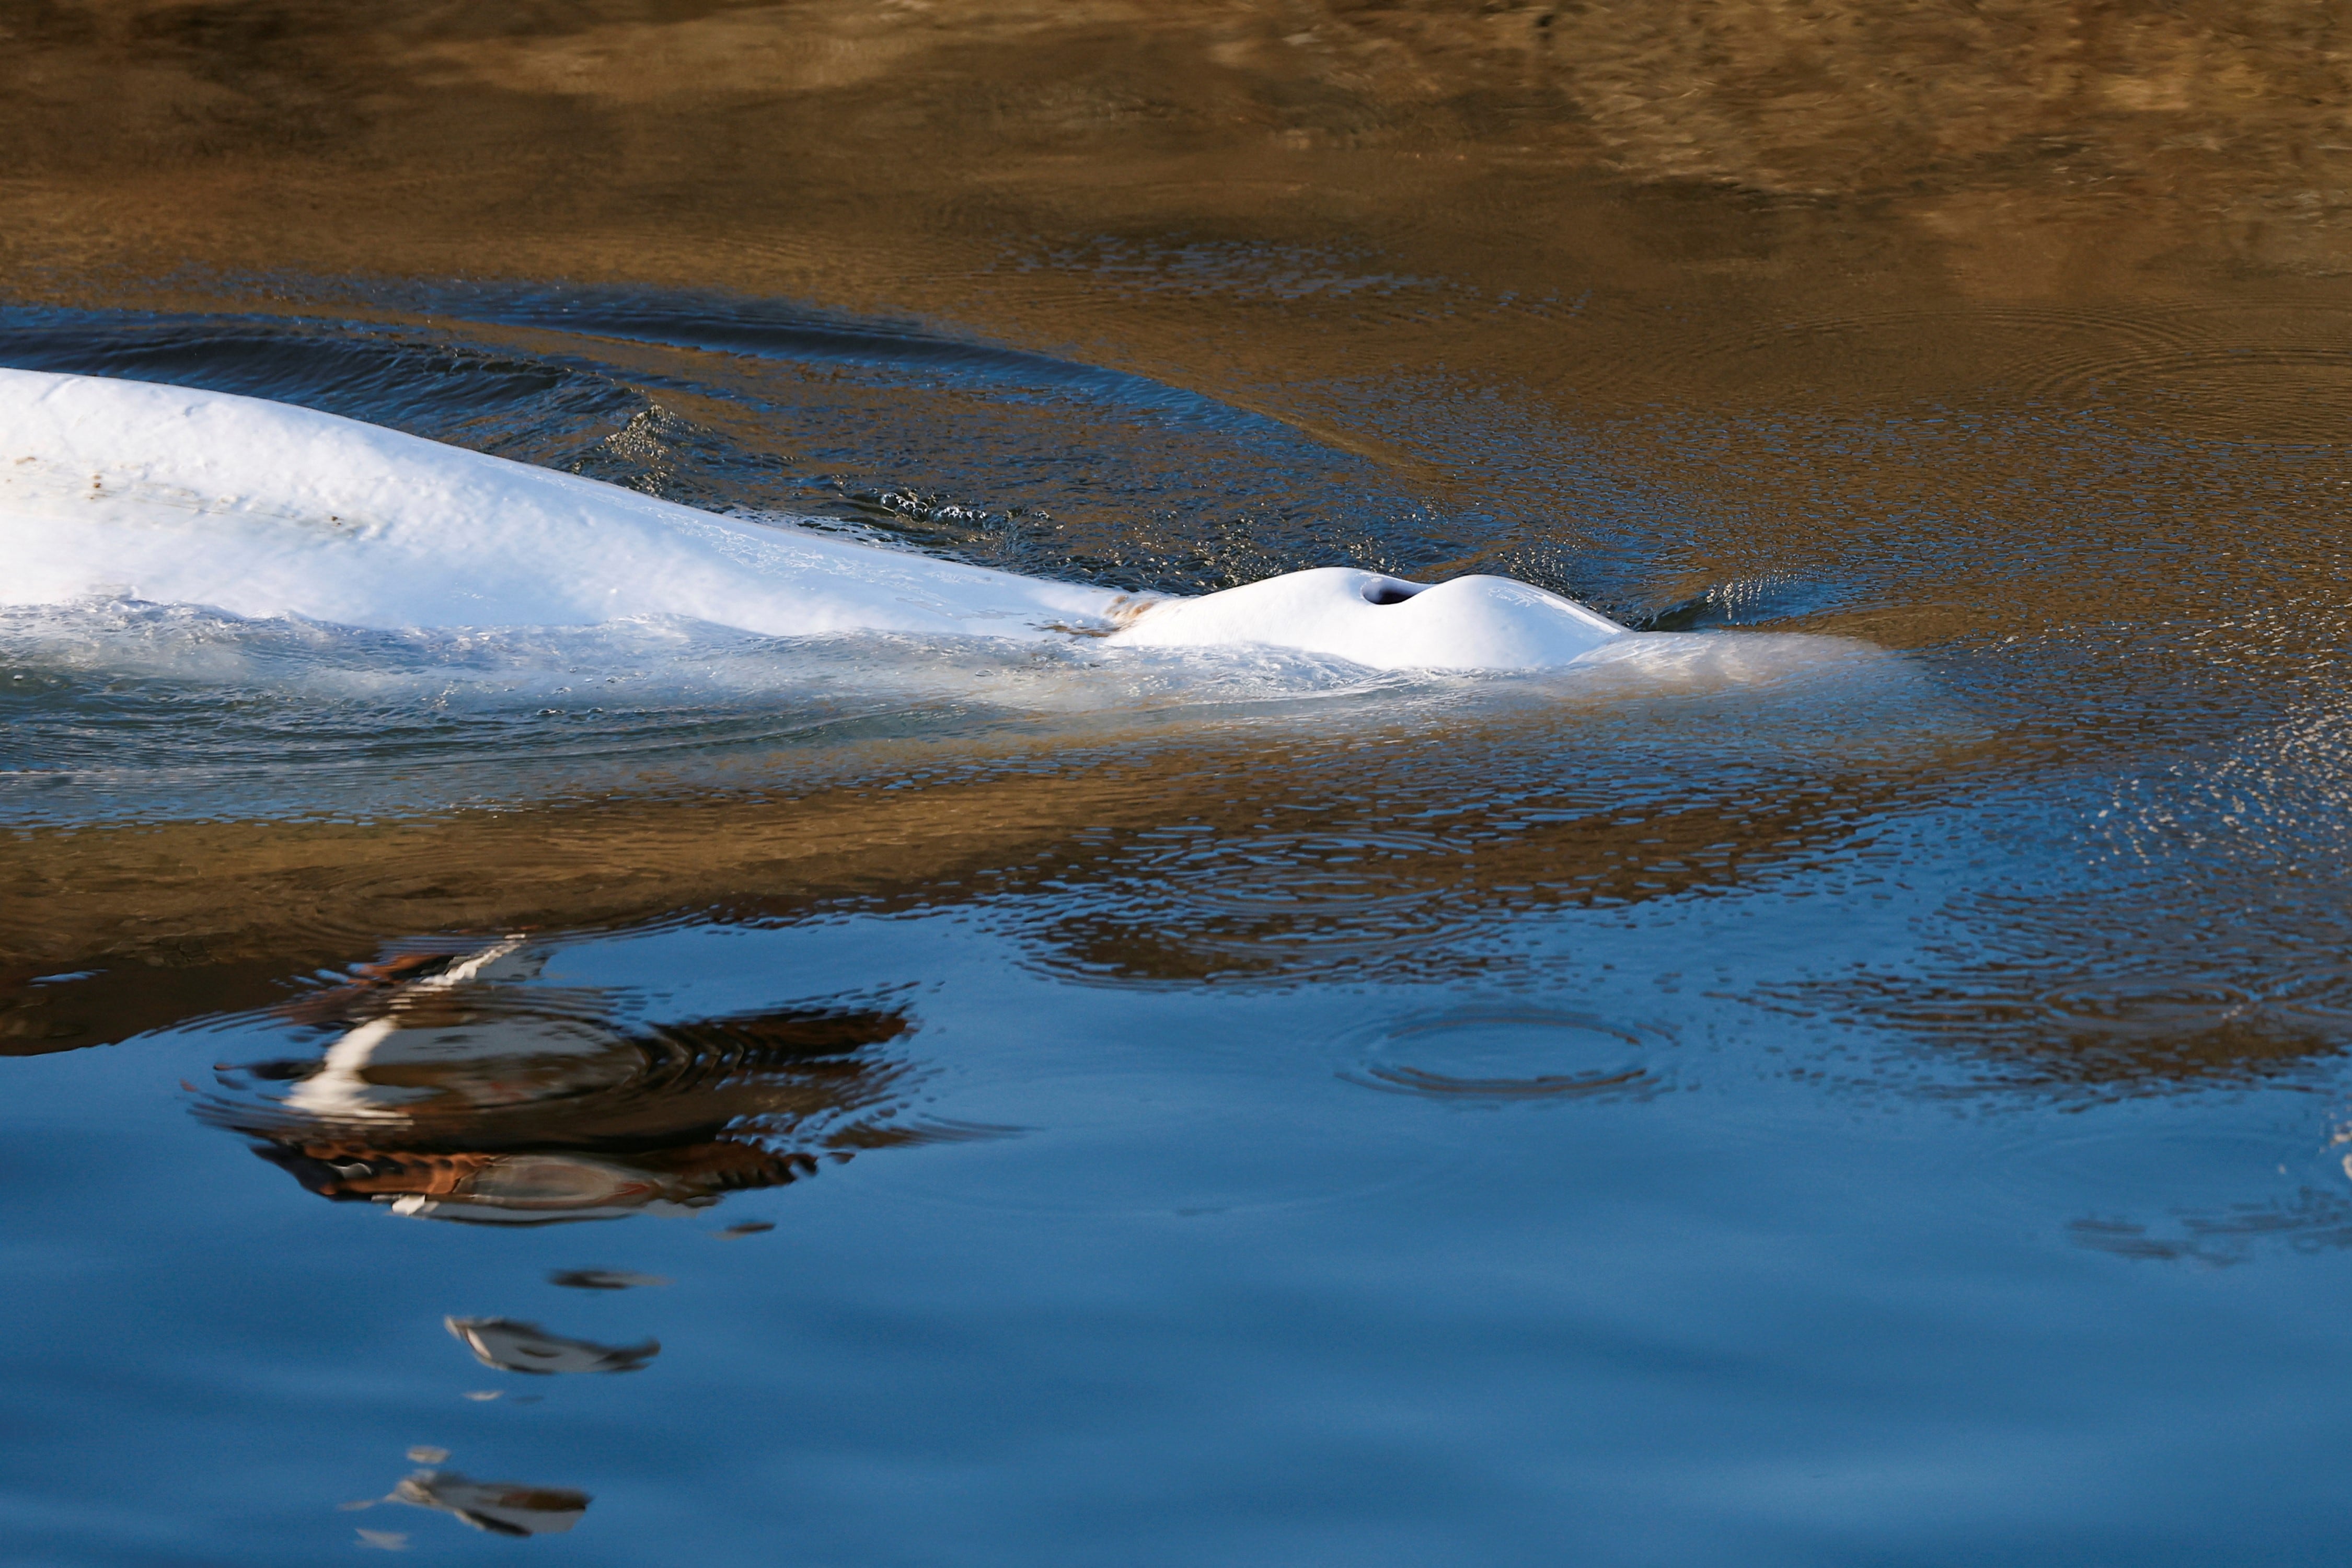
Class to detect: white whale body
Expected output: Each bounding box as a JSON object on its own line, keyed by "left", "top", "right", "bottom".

{"left": 1113, "top": 566, "right": 1625, "bottom": 668}
{"left": 0, "top": 368, "right": 1629, "bottom": 670}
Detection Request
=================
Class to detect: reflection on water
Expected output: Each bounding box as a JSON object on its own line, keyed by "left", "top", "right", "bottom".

{"left": 344, "top": 1449, "right": 592, "bottom": 1542}
{"left": 445, "top": 1317, "right": 659, "bottom": 1376}
{"left": 201, "top": 937, "right": 947, "bottom": 1224}
{"left": 3, "top": 671, "right": 1954, "bottom": 1077}
{"left": 386, "top": 1468, "right": 590, "bottom": 1539}
{"left": 547, "top": 1268, "right": 669, "bottom": 1291}
{"left": 2069, "top": 1191, "right": 2352, "bottom": 1268}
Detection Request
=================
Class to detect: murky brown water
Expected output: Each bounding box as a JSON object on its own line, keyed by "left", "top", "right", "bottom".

{"left": 11, "top": 6, "right": 2352, "bottom": 1563}
{"left": 16, "top": 0, "right": 2352, "bottom": 1056}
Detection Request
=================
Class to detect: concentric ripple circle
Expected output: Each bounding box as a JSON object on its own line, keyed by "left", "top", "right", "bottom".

{"left": 1335, "top": 1009, "right": 1666, "bottom": 1102}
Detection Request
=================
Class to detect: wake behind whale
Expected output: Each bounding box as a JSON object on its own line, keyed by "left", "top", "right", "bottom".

{"left": 1, "top": 368, "right": 1631, "bottom": 671}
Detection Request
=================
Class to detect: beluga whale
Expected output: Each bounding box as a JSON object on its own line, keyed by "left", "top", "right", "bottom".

{"left": 0, "top": 367, "right": 1629, "bottom": 669}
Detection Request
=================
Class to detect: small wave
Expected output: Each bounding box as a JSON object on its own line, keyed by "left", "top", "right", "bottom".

{"left": 1335, "top": 1009, "right": 1669, "bottom": 1103}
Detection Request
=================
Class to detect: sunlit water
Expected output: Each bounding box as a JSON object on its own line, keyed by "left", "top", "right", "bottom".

{"left": 14, "top": 9, "right": 2352, "bottom": 1563}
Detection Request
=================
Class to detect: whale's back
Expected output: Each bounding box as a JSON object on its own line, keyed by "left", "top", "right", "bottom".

{"left": 0, "top": 368, "right": 1126, "bottom": 638}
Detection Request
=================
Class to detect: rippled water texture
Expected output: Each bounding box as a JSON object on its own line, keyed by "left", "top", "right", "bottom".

{"left": 13, "top": 3, "right": 2352, "bottom": 1564}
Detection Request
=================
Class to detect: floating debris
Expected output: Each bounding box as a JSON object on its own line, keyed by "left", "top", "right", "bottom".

{"left": 404, "top": 1446, "right": 449, "bottom": 1465}
{"left": 714, "top": 1221, "right": 775, "bottom": 1238}
{"left": 446, "top": 1316, "right": 658, "bottom": 1375}
{"left": 354, "top": 1528, "right": 410, "bottom": 1551}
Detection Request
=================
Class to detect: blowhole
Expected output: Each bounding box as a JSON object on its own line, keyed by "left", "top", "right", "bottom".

{"left": 1361, "top": 578, "right": 1424, "bottom": 606}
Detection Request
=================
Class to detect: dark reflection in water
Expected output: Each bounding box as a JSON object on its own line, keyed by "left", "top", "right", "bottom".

{"left": 2069, "top": 1192, "right": 2352, "bottom": 1269}
{"left": 200, "top": 938, "right": 949, "bottom": 1224}
{"left": 546, "top": 1268, "right": 668, "bottom": 1290}
{"left": 384, "top": 1468, "right": 590, "bottom": 1538}
{"left": 445, "top": 1316, "right": 658, "bottom": 1375}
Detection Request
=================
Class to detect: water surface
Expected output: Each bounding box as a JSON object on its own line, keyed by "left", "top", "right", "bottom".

{"left": 9, "top": 4, "right": 2352, "bottom": 1563}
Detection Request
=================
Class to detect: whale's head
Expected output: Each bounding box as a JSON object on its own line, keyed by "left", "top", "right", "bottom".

{"left": 1106, "top": 567, "right": 1626, "bottom": 671}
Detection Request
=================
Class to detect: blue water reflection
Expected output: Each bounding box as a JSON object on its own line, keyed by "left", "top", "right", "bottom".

{"left": 8, "top": 896, "right": 2352, "bottom": 1565}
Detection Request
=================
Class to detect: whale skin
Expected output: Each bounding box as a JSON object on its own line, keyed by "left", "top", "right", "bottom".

{"left": 0, "top": 368, "right": 1628, "bottom": 671}
{"left": 1108, "top": 566, "right": 1625, "bottom": 669}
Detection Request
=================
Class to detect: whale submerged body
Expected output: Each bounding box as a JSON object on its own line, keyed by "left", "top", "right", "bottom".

{"left": 0, "top": 367, "right": 1629, "bottom": 670}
